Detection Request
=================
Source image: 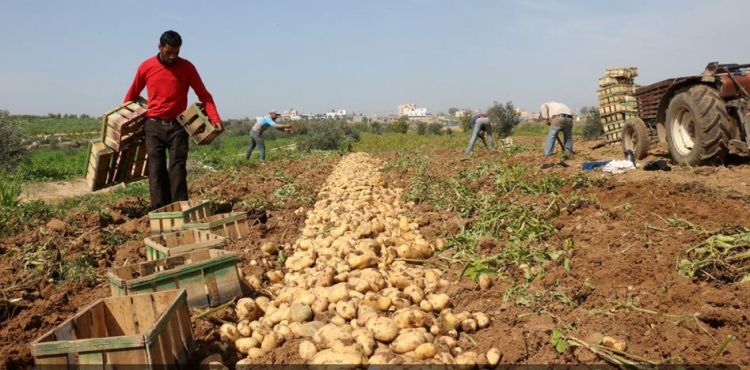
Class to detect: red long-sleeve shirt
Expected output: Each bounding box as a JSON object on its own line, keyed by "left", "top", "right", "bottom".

{"left": 124, "top": 55, "right": 221, "bottom": 123}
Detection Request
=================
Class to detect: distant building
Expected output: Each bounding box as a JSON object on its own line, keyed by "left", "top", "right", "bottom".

{"left": 325, "top": 109, "right": 348, "bottom": 119}
{"left": 398, "top": 103, "right": 428, "bottom": 117}
{"left": 282, "top": 108, "right": 302, "bottom": 121}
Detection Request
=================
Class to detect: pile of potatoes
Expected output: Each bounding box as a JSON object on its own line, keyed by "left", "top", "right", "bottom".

{"left": 214, "top": 153, "right": 500, "bottom": 367}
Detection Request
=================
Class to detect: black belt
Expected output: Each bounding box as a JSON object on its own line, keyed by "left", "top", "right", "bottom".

{"left": 147, "top": 117, "right": 179, "bottom": 126}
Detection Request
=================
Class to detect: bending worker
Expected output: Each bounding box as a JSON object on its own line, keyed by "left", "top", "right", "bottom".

{"left": 540, "top": 101, "right": 574, "bottom": 162}
{"left": 464, "top": 112, "right": 493, "bottom": 154}
{"left": 244, "top": 111, "right": 292, "bottom": 161}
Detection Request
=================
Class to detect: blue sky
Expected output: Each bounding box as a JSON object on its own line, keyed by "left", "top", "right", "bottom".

{"left": 1, "top": 0, "right": 748, "bottom": 118}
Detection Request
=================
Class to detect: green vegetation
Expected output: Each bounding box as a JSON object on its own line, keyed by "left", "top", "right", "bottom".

{"left": 19, "top": 146, "right": 88, "bottom": 181}
{"left": 389, "top": 116, "right": 409, "bottom": 134}
{"left": 385, "top": 145, "right": 596, "bottom": 301}
{"left": 295, "top": 120, "right": 360, "bottom": 152}
{"left": 14, "top": 114, "right": 99, "bottom": 135}
{"left": 677, "top": 229, "right": 750, "bottom": 283}
{"left": 0, "top": 110, "right": 27, "bottom": 170}
{"left": 354, "top": 132, "right": 467, "bottom": 153}
{"left": 579, "top": 106, "right": 604, "bottom": 140}
{"left": 487, "top": 100, "right": 520, "bottom": 138}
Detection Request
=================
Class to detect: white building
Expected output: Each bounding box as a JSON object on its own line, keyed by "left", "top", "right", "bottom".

{"left": 397, "top": 103, "right": 428, "bottom": 117}
{"left": 325, "top": 109, "right": 348, "bottom": 118}
{"left": 282, "top": 108, "right": 302, "bottom": 121}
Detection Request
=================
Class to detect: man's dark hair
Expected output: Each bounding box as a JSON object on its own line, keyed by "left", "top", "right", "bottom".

{"left": 159, "top": 30, "right": 182, "bottom": 47}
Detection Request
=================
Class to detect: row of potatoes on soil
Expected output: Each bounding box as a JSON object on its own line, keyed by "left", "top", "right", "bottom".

{"left": 209, "top": 153, "right": 500, "bottom": 367}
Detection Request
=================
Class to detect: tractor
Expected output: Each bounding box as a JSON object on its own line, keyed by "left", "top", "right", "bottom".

{"left": 621, "top": 62, "right": 750, "bottom": 166}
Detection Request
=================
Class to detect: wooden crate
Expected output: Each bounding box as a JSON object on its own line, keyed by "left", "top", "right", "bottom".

{"left": 177, "top": 103, "right": 224, "bottom": 145}
{"left": 145, "top": 229, "right": 226, "bottom": 260}
{"left": 598, "top": 94, "right": 637, "bottom": 106}
{"left": 598, "top": 76, "right": 634, "bottom": 88}
{"left": 108, "top": 249, "right": 242, "bottom": 308}
{"left": 605, "top": 67, "right": 639, "bottom": 79}
{"left": 605, "top": 130, "right": 623, "bottom": 143}
{"left": 603, "top": 121, "right": 626, "bottom": 133}
{"left": 85, "top": 139, "right": 148, "bottom": 192}
{"left": 597, "top": 84, "right": 637, "bottom": 98}
{"left": 148, "top": 200, "right": 214, "bottom": 235}
{"left": 183, "top": 212, "right": 252, "bottom": 241}
{"left": 600, "top": 112, "right": 639, "bottom": 124}
{"left": 31, "top": 290, "right": 193, "bottom": 368}
{"left": 101, "top": 98, "right": 148, "bottom": 152}
{"left": 598, "top": 102, "right": 638, "bottom": 115}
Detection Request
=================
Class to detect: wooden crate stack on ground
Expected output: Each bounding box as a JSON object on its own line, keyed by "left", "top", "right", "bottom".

{"left": 85, "top": 98, "right": 149, "bottom": 192}
{"left": 107, "top": 249, "right": 242, "bottom": 308}
{"left": 31, "top": 290, "right": 193, "bottom": 367}
{"left": 597, "top": 67, "right": 639, "bottom": 143}
{"left": 148, "top": 200, "right": 215, "bottom": 235}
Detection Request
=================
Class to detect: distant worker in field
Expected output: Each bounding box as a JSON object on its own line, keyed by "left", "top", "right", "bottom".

{"left": 540, "top": 101, "right": 574, "bottom": 164}
{"left": 124, "top": 30, "right": 222, "bottom": 210}
{"left": 244, "top": 112, "right": 292, "bottom": 161}
{"left": 464, "top": 112, "right": 494, "bottom": 154}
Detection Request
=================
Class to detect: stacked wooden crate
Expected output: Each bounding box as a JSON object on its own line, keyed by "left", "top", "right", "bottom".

{"left": 597, "top": 67, "right": 639, "bottom": 143}
{"left": 85, "top": 101, "right": 225, "bottom": 192}
{"left": 85, "top": 98, "right": 149, "bottom": 191}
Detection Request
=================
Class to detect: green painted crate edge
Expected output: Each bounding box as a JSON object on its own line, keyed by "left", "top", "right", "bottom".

{"left": 30, "top": 290, "right": 193, "bottom": 366}
{"left": 183, "top": 212, "right": 247, "bottom": 230}
{"left": 144, "top": 229, "right": 227, "bottom": 261}
{"left": 106, "top": 250, "right": 241, "bottom": 308}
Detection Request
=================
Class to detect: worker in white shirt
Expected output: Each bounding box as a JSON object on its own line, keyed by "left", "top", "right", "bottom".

{"left": 540, "top": 102, "right": 574, "bottom": 162}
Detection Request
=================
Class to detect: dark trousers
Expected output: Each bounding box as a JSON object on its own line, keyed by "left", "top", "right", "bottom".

{"left": 144, "top": 118, "right": 190, "bottom": 210}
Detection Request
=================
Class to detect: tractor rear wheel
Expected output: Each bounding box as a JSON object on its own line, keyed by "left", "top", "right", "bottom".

{"left": 621, "top": 118, "right": 650, "bottom": 160}
{"left": 665, "top": 84, "right": 734, "bottom": 165}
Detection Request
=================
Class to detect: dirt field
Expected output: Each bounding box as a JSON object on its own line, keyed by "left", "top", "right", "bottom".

{"left": 1, "top": 136, "right": 749, "bottom": 368}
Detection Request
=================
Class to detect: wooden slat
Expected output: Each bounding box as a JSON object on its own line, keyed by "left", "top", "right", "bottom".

{"left": 175, "top": 299, "right": 194, "bottom": 355}
{"left": 212, "top": 263, "right": 242, "bottom": 306}
{"left": 104, "top": 299, "right": 137, "bottom": 336}
{"left": 72, "top": 309, "right": 93, "bottom": 341}
{"left": 150, "top": 293, "right": 179, "bottom": 365}
{"left": 204, "top": 269, "right": 221, "bottom": 306}
{"left": 90, "top": 302, "right": 107, "bottom": 338}
{"left": 77, "top": 352, "right": 104, "bottom": 368}
{"left": 54, "top": 321, "right": 76, "bottom": 341}
{"left": 165, "top": 307, "right": 188, "bottom": 364}
{"left": 147, "top": 340, "right": 165, "bottom": 366}
{"left": 32, "top": 336, "right": 143, "bottom": 357}
{"left": 33, "top": 354, "right": 68, "bottom": 368}
{"left": 104, "top": 348, "right": 148, "bottom": 368}
{"left": 181, "top": 270, "right": 209, "bottom": 308}
{"left": 130, "top": 294, "right": 157, "bottom": 335}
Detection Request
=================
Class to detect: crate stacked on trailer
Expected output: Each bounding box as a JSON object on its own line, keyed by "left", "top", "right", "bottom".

{"left": 597, "top": 67, "right": 639, "bottom": 143}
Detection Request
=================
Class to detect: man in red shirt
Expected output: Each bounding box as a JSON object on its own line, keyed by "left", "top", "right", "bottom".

{"left": 124, "top": 30, "right": 221, "bottom": 209}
